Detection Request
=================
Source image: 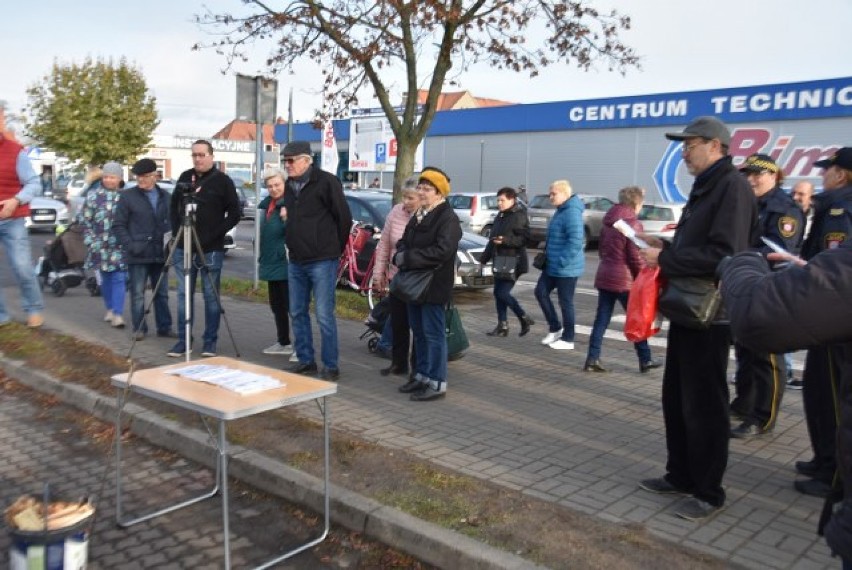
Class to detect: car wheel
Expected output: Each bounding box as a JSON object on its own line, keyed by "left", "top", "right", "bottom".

{"left": 583, "top": 226, "right": 591, "bottom": 250}
{"left": 480, "top": 225, "right": 492, "bottom": 238}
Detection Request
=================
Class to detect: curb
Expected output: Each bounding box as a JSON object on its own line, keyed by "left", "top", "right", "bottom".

{"left": 0, "top": 355, "right": 547, "bottom": 570}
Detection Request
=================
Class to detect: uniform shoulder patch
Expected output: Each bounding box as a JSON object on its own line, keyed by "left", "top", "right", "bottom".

{"left": 777, "top": 215, "right": 798, "bottom": 238}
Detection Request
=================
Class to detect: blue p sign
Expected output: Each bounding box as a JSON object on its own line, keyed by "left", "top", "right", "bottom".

{"left": 375, "top": 143, "right": 387, "bottom": 164}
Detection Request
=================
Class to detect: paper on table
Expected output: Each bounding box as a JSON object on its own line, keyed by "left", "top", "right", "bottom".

{"left": 166, "top": 364, "right": 283, "bottom": 395}
{"left": 613, "top": 219, "right": 650, "bottom": 249}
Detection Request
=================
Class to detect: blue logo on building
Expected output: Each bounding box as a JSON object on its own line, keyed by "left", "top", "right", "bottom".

{"left": 653, "top": 143, "right": 688, "bottom": 203}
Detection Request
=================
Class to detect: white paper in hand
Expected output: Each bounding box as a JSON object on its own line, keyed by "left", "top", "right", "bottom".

{"left": 613, "top": 219, "right": 650, "bottom": 249}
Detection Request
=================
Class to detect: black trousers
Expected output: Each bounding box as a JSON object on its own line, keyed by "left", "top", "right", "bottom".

{"left": 267, "top": 280, "right": 291, "bottom": 346}
{"left": 802, "top": 344, "right": 840, "bottom": 482}
{"left": 731, "top": 343, "right": 786, "bottom": 431}
{"left": 389, "top": 293, "right": 414, "bottom": 371}
{"left": 662, "top": 323, "right": 731, "bottom": 507}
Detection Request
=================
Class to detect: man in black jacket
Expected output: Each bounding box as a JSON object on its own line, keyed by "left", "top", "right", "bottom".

{"left": 719, "top": 244, "right": 852, "bottom": 568}
{"left": 638, "top": 117, "right": 758, "bottom": 521}
{"left": 794, "top": 147, "right": 852, "bottom": 498}
{"left": 280, "top": 141, "right": 352, "bottom": 380}
{"left": 113, "top": 158, "right": 173, "bottom": 340}
{"left": 167, "top": 140, "right": 241, "bottom": 358}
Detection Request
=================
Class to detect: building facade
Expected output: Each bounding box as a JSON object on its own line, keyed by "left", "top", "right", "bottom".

{"left": 277, "top": 76, "right": 852, "bottom": 202}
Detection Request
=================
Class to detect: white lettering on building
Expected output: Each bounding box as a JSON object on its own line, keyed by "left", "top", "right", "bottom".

{"left": 568, "top": 99, "right": 688, "bottom": 122}
{"left": 711, "top": 85, "right": 852, "bottom": 114}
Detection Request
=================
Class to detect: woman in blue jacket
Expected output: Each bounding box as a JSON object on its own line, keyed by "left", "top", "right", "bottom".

{"left": 534, "top": 179, "right": 585, "bottom": 349}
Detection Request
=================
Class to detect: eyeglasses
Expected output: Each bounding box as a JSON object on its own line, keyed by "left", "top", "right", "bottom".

{"left": 190, "top": 153, "right": 209, "bottom": 158}
{"left": 416, "top": 183, "right": 437, "bottom": 192}
{"left": 283, "top": 155, "right": 309, "bottom": 164}
{"left": 681, "top": 140, "right": 710, "bottom": 154}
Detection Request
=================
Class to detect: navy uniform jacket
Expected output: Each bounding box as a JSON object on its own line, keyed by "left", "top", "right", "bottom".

{"left": 754, "top": 186, "right": 804, "bottom": 254}
{"left": 801, "top": 183, "right": 852, "bottom": 260}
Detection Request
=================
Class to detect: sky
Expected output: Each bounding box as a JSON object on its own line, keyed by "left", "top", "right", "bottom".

{"left": 2, "top": 0, "right": 851, "bottom": 141}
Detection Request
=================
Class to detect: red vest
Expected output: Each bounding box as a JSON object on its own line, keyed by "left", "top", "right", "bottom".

{"left": 0, "top": 137, "right": 31, "bottom": 219}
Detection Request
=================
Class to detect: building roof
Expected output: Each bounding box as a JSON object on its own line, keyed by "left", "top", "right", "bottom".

{"left": 211, "top": 120, "right": 279, "bottom": 145}
{"left": 414, "top": 90, "right": 514, "bottom": 110}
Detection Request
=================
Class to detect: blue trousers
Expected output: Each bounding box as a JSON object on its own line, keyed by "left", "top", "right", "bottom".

{"left": 0, "top": 218, "right": 43, "bottom": 322}
{"left": 493, "top": 278, "right": 525, "bottom": 322}
{"left": 99, "top": 270, "right": 127, "bottom": 315}
{"left": 127, "top": 263, "right": 171, "bottom": 335}
{"left": 408, "top": 302, "right": 447, "bottom": 384}
{"left": 289, "top": 259, "right": 339, "bottom": 369}
{"left": 534, "top": 272, "right": 577, "bottom": 341}
{"left": 587, "top": 288, "right": 651, "bottom": 363}
{"left": 174, "top": 250, "right": 223, "bottom": 345}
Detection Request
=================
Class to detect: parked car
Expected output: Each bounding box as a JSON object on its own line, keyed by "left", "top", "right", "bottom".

{"left": 638, "top": 203, "right": 685, "bottom": 242}
{"left": 343, "top": 190, "right": 493, "bottom": 289}
{"left": 64, "top": 178, "right": 87, "bottom": 200}
{"left": 25, "top": 196, "right": 70, "bottom": 231}
{"left": 239, "top": 187, "right": 267, "bottom": 220}
{"left": 526, "top": 193, "right": 614, "bottom": 249}
{"left": 446, "top": 192, "right": 499, "bottom": 237}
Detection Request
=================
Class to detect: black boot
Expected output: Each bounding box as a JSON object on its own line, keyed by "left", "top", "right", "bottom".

{"left": 518, "top": 314, "right": 534, "bottom": 337}
{"left": 486, "top": 321, "right": 509, "bottom": 337}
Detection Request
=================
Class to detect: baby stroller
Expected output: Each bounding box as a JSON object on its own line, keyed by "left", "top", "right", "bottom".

{"left": 36, "top": 222, "right": 90, "bottom": 297}
{"left": 360, "top": 295, "right": 391, "bottom": 352}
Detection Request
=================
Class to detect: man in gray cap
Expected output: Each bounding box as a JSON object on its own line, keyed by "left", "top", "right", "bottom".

{"left": 280, "top": 140, "right": 352, "bottom": 380}
{"left": 113, "top": 158, "right": 173, "bottom": 340}
{"left": 637, "top": 116, "right": 757, "bottom": 520}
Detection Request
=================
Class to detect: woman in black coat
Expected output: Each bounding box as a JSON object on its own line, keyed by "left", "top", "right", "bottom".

{"left": 479, "top": 187, "right": 534, "bottom": 337}
{"left": 392, "top": 167, "right": 462, "bottom": 402}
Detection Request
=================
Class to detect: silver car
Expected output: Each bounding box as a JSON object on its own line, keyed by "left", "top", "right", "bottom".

{"left": 638, "top": 203, "right": 685, "bottom": 241}
{"left": 446, "top": 192, "right": 500, "bottom": 236}
{"left": 26, "top": 197, "right": 69, "bottom": 231}
{"left": 526, "top": 193, "right": 614, "bottom": 249}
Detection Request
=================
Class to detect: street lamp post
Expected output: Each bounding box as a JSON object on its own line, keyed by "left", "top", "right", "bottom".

{"left": 479, "top": 140, "right": 485, "bottom": 193}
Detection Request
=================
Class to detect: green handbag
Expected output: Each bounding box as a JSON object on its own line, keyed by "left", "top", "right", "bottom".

{"left": 445, "top": 298, "right": 470, "bottom": 360}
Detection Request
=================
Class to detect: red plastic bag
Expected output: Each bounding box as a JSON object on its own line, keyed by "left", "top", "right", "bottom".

{"left": 624, "top": 266, "right": 662, "bottom": 342}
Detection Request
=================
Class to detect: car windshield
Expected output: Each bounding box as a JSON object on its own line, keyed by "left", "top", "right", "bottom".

{"left": 528, "top": 195, "right": 554, "bottom": 209}
{"left": 639, "top": 205, "right": 679, "bottom": 222}
{"left": 362, "top": 196, "right": 392, "bottom": 225}
{"left": 447, "top": 195, "right": 472, "bottom": 209}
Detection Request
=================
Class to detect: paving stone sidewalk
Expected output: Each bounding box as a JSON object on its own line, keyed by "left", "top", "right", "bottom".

{"left": 0, "top": 279, "right": 838, "bottom": 569}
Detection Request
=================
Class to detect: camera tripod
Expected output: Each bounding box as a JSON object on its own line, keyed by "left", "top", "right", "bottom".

{"left": 128, "top": 192, "right": 239, "bottom": 362}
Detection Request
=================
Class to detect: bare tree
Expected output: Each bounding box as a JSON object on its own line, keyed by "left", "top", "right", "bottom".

{"left": 196, "top": 1, "right": 639, "bottom": 199}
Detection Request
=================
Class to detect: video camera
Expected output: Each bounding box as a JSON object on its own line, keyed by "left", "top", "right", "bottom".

{"left": 175, "top": 181, "right": 194, "bottom": 194}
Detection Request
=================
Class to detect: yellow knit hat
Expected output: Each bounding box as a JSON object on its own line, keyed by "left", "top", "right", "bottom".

{"left": 418, "top": 168, "right": 451, "bottom": 196}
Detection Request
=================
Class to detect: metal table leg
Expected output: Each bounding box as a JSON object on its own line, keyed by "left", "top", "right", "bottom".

{"left": 114, "top": 390, "right": 221, "bottom": 527}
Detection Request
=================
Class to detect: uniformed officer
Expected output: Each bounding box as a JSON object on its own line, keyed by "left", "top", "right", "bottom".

{"left": 730, "top": 154, "right": 804, "bottom": 439}
{"left": 795, "top": 147, "right": 852, "bottom": 497}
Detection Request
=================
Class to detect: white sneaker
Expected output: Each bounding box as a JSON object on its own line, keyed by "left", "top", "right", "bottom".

{"left": 549, "top": 339, "right": 575, "bottom": 350}
{"left": 262, "top": 342, "right": 294, "bottom": 355}
{"left": 104, "top": 310, "right": 114, "bottom": 322}
{"left": 289, "top": 352, "right": 300, "bottom": 362}
{"left": 111, "top": 315, "right": 125, "bottom": 328}
{"left": 541, "top": 329, "right": 563, "bottom": 345}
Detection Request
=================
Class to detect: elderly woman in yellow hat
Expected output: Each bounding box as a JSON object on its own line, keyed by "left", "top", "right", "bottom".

{"left": 392, "top": 167, "right": 461, "bottom": 401}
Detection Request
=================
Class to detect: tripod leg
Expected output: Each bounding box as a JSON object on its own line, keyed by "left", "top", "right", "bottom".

{"left": 188, "top": 224, "right": 240, "bottom": 358}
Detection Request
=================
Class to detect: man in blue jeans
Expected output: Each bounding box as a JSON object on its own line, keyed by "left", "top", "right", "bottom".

{"left": 279, "top": 141, "right": 352, "bottom": 380}
{"left": 0, "top": 133, "right": 44, "bottom": 328}
{"left": 113, "top": 159, "right": 173, "bottom": 340}
{"left": 167, "top": 141, "right": 241, "bottom": 358}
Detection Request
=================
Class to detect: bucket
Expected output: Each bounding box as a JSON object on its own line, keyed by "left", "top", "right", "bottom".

{"left": 8, "top": 512, "right": 93, "bottom": 570}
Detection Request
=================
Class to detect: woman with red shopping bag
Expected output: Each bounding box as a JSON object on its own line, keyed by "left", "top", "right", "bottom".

{"left": 583, "top": 186, "right": 662, "bottom": 373}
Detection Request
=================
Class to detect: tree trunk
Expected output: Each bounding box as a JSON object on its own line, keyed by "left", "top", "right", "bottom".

{"left": 392, "top": 134, "right": 417, "bottom": 204}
